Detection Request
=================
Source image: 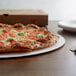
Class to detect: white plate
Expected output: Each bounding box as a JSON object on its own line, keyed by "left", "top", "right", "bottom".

{"left": 58, "top": 21, "right": 76, "bottom": 32}
{"left": 0, "top": 35, "right": 65, "bottom": 58}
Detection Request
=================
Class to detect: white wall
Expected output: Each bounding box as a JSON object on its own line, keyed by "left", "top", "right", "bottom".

{"left": 0, "top": 0, "right": 76, "bottom": 20}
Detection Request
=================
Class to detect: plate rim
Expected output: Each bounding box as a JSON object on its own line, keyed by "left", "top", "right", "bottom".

{"left": 0, "top": 35, "right": 65, "bottom": 58}
{"left": 58, "top": 21, "right": 76, "bottom": 32}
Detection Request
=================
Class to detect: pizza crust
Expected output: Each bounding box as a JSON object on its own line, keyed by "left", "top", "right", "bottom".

{"left": 0, "top": 23, "right": 59, "bottom": 53}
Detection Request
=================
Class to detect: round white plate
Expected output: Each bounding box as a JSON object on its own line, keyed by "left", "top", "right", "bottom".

{"left": 58, "top": 21, "right": 76, "bottom": 32}
{"left": 0, "top": 35, "right": 65, "bottom": 58}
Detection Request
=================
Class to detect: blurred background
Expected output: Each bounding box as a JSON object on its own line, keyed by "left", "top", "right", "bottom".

{"left": 0, "top": 0, "right": 76, "bottom": 20}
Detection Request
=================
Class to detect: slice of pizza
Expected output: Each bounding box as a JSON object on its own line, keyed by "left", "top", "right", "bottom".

{"left": 0, "top": 23, "right": 59, "bottom": 53}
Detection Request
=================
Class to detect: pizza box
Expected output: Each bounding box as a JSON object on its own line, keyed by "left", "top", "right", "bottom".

{"left": 0, "top": 9, "right": 48, "bottom": 26}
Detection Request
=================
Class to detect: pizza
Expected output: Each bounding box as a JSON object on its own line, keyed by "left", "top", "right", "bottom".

{"left": 0, "top": 23, "right": 59, "bottom": 53}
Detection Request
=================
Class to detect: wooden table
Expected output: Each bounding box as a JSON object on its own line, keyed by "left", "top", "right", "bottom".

{"left": 0, "top": 21, "right": 76, "bottom": 76}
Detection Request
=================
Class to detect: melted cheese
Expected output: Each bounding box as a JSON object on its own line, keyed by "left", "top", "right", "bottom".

{"left": 0, "top": 28, "right": 4, "bottom": 35}
{"left": 0, "top": 25, "right": 46, "bottom": 48}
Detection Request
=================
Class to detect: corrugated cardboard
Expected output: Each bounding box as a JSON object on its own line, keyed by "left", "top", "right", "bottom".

{"left": 0, "top": 10, "right": 48, "bottom": 26}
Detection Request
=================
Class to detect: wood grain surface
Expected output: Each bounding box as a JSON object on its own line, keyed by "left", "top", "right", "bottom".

{"left": 0, "top": 21, "right": 76, "bottom": 76}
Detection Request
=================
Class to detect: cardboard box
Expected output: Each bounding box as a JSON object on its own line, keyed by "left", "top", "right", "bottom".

{"left": 0, "top": 10, "right": 48, "bottom": 26}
